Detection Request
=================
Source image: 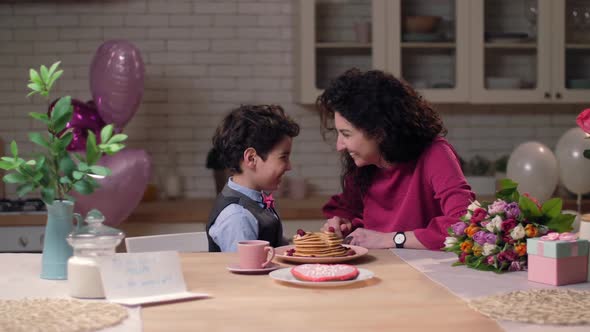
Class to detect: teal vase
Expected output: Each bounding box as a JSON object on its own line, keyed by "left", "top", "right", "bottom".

{"left": 40, "top": 200, "right": 81, "bottom": 280}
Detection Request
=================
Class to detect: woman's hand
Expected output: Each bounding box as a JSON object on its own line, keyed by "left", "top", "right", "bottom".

{"left": 320, "top": 216, "right": 352, "bottom": 238}
{"left": 344, "top": 228, "right": 393, "bottom": 249}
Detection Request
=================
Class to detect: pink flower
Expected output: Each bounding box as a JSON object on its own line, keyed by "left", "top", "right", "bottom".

{"left": 459, "top": 252, "right": 468, "bottom": 263}
{"left": 498, "top": 250, "right": 518, "bottom": 263}
{"left": 486, "top": 256, "right": 495, "bottom": 265}
{"left": 470, "top": 208, "right": 488, "bottom": 224}
{"left": 576, "top": 108, "right": 590, "bottom": 133}
{"left": 501, "top": 218, "right": 517, "bottom": 232}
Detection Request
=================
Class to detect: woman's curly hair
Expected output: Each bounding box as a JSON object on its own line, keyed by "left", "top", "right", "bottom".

{"left": 212, "top": 104, "right": 300, "bottom": 174}
{"left": 317, "top": 69, "right": 446, "bottom": 195}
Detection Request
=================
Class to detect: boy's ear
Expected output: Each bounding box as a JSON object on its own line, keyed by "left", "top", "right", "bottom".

{"left": 243, "top": 147, "right": 257, "bottom": 169}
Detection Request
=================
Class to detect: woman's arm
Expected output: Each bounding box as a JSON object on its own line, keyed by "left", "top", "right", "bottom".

{"left": 344, "top": 228, "right": 426, "bottom": 249}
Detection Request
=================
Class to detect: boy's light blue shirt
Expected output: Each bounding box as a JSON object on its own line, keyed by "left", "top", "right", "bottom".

{"left": 208, "top": 178, "right": 267, "bottom": 252}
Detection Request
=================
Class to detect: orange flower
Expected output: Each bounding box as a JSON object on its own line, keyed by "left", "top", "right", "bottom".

{"left": 465, "top": 225, "right": 481, "bottom": 238}
{"left": 514, "top": 243, "right": 527, "bottom": 256}
{"left": 472, "top": 244, "right": 483, "bottom": 257}
{"left": 460, "top": 240, "right": 473, "bottom": 253}
{"left": 525, "top": 224, "right": 538, "bottom": 238}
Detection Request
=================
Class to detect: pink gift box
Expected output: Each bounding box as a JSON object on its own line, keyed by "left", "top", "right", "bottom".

{"left": 527, "top": 238, "right": 588, "bottom": 286}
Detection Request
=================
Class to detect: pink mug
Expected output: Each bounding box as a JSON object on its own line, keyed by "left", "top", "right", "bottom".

{"left": 237, "top": 240, "right": 275, "bottom": 269}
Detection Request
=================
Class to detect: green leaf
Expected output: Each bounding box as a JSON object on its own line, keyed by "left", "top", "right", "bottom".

{"left": 73, "top": 180, "right": 93, "bottom": 195}
{"left": 56, "top": 132, "right": 73, "bottom": 151}
{"left": 29, "top": 112, "right": 50, "bottom": 125}
{"left": 51, "top": 97, "right": 73, "bottom": 133}
{"left": 107, "top": 133, "right": 127, "bottom": 145}
{"left": 41, "top": 187, "right": 55, "bottom": 204}
{"left": 16, "top": 183, "right": 35, "bottom": 197}
{"left": 29, "top": 69, "right": 42, "bottom": 85}
{"left": 546, "top": 214, "right": 575, "bottom": 233}
{"left": 519, "top": 195, "right": 542, "bottom": 217}
{"left": 72, "top": 170, "right": 84, "bottom": 180}
{"left": 25, "top": 160, "right": 36, "bottom": 166}
{"left": 100, "top": 124, "right": 114, "bottom": 144}
{"left": 89, "top": 165, "right": 110, "bottom": 176}
{"left": 47, "top": 61, "right": 60, "bottom": 78}
{"left": 59, "top": 176, "right": 72, "bottom": 184}
{"left": 28, "top": 132, "right": 50, "bottom": 149}
{"left": 3, "top": 172, "right": 27, "bottom": 184}
{"left": 86, "top": 131, "right": 100, "bottom": 165}
{"left": 27, "top": 82, "right": 42, "bottom": 92}
{"left": 46, "top": 70, "right": 62, "bottom": 91}
{"left": 0, "top": 160, "right": 13, "bottom": 169}
{"left": 59, "top": 155, "right": 75, "bottom": 176}
{"left": 34, "top": 155, "right": 46, "bottom": 172}
{"left": 541, "top": 198, "right": 562, "bottom": 219}
{"left": 78, "top": 162, "right": 89, "bottom": 172}
{"left": 10, "top": 141, "right": 18, "bottom": 157}
{"left": 103, "top": 143, "right": 125, "bottom": 155}
{"left": 1, "top": 157, "right": 14, "bottom": 162}
{"left": 40, "top": 65, "right": 49, "bottom": 83}
{"left": 86, "top": 176, "right": 99, "bottom": 189}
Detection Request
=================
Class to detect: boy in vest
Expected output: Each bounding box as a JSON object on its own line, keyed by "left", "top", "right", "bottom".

{"left": 206, "top": 105, "right": 300, "bottom": 252}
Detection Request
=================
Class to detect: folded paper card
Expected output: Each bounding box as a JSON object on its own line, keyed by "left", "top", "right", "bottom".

{"left": 98, "top": 251, "right": 209, "bottom": 306}
{"left": 527, "top": 234, "right": 589, "bottom": 286}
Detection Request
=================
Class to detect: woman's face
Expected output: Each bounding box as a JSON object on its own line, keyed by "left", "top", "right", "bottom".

{"left": 334, "top": 112, "right": 382, "bottom": 167}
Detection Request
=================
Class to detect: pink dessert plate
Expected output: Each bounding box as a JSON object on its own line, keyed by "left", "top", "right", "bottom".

{"left": 226, "top": 262, "right": 281, "bottom": 274}
{"left": 269, "top": 267, "right": 375, "bottom": 287}
{"left": 273, "top": 244, "right": 368, "bottom": 264}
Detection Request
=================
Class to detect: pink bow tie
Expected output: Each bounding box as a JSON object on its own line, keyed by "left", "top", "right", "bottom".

{"left": 540, "top": 232, "right": 577, "bottom": 242}
{"left": 262, "top": 193, "right": 275, "bottom": 210}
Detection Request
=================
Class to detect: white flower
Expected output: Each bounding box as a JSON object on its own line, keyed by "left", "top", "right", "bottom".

{"left": 510, "top": 224, "right": 525, "bottom": 240}
{"left": 444, "top": 237, "right": 457, "bottom": 248}
{"left": 468, "top": 200, "right": 481, "bottom": 211}
{"left": 486, "top": 215, "right": 503, "bottom": 232}
{"left": 483, "top": 243, "right": 498, "bottom": 256}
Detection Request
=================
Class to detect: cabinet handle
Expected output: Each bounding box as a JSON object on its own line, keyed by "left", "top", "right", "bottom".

{"left": 19, "top": 236, "right": 29, "bottom": 247}
{"left": 556, "top": 92, "right": 562, "bottom": 99}
{"left": 544, "top": 92, "right": 551, "bottom": 99}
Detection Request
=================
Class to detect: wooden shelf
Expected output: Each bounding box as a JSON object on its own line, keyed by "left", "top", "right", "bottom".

{"left": 0, "top": 196, "right": 331, "bottom": 227}
{"left": 315, "top": 42, "right": 371, "bottom": 49}
{"left": 401, "top": 42, "right": 456, "bottom": 49}
{"left": 566, "top": 43, "right": 590, "bottom": 50}
{"left": 484, "top": 42, "right": 537, "bottom": 49}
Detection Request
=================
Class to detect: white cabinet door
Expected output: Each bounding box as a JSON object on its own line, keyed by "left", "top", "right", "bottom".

{"left": 295, "top": 0, "right": 388, "bottom": 104}
{"left": 387, "top": 0, "right": 471, "bottom": 102}
{"left": 551, "top": 0, "right": 590, "bottom": 103}
{"left": 470, "top": 0, "right": 553, "bottom": 103}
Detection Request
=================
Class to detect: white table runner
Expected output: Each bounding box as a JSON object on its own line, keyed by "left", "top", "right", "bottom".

{"left": 393, "top": 249, "right": 590, "bottom": 331}
{"left": 0, "top": 254, "right": 141, "bottom": 332}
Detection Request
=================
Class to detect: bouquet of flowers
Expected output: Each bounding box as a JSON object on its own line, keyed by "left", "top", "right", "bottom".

{"left": 443, "top": 179, "right": 575, "bottom": 272}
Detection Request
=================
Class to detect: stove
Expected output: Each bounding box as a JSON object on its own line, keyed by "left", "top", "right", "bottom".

{"left": 0, "top": 198, "right": 46, "bottom": 213}
{"left": 0, "top": 199, "right": 46, "bottom": 252}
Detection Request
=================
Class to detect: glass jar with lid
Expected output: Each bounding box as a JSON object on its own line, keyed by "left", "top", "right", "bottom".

{"left": 66, "top": 209, "right": 124, "bottom": 298}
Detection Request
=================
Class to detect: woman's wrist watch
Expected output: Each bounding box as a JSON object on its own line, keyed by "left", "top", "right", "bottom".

{"left": 393, "top": 232, "right": 406, "bottom": 248}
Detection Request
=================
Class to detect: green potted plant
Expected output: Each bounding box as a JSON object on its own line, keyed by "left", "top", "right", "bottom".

{"left": 0, "top": 62, "right": 127, "bottom": 280}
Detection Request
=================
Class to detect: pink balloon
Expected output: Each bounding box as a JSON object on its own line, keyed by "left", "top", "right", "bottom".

{"left": 73, "top": 149, "right": 151, "bottom": 226}
{"left": 48, "top": 98, "right": 106, "bottom": 151}
{"left": 90, "top": 40, "right": 145, "bottom": 129}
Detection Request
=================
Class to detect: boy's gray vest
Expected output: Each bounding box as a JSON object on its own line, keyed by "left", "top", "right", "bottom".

{"left": 206, "top": 185, "right": 285, "bottom": 252}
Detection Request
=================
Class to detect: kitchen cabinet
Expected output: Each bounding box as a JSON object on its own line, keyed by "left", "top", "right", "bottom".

{"left": 296, "top": 0, "right": 468, "bottom": 103}
{"left": 470, "top": 0, "right": 590, "bottom": 103}
{"left": 296, "top": 0, "right": 590, "bottom": 104}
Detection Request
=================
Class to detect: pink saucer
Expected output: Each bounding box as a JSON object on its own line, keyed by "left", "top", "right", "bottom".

{"left": 226, "top": 262, "right": 281, "bottom": 274}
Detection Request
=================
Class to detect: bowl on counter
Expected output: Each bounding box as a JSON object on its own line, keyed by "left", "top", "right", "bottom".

{"left": 485, "top": 77, "right": 522, "bottom": 90}
{"left": 403, "top": 16, "right": 442, "bottom": 34}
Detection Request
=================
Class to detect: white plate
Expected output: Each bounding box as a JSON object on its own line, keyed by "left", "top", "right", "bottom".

{"left": 274, "top": 245, "right": 368, "bottom": 264}
{"left": 269, "top": 267, "right": 374, "bottom": 287}
{"left": 226, "top": 262, "right": 281, "bottom": 274}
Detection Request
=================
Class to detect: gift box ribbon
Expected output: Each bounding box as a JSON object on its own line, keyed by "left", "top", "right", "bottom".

{"left": 537, "top": 232, "right": 579, "bottom": 257}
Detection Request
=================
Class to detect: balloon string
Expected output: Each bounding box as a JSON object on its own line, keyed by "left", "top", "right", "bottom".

{"left": 577, "top": 193, "right": 582, "bottom": 215}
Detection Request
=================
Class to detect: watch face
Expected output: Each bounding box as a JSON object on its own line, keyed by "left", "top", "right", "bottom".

{"left": 394, "top": 233, "right": 405, "bottom": 244}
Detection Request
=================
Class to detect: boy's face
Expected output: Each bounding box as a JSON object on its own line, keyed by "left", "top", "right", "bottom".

{"left": 254, "top": 136, "right": 293, "bottom": 192}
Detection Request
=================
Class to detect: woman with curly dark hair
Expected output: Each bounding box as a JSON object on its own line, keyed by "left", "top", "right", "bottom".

{"left": 207, "top": 104, "right": 300, "bottom": 252}
{"left": 318, "top": 69, "right": 473, "bottom": 250}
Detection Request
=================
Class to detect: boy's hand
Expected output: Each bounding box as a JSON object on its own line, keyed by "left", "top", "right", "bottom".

{"left": 320, "top": 216, "right": 352, "bottom": 238}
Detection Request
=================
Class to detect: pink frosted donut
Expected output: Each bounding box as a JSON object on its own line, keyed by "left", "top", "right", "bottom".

{"left": 291, "top": 264, "right": 359, "bottom": 282}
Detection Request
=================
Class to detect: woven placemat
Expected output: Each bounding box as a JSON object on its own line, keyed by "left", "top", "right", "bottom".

{"left": 469, "top": 289, "right": 590, "bottom": 325}
{"left": 0, "top": 298, "right": 128, "bottom": 332}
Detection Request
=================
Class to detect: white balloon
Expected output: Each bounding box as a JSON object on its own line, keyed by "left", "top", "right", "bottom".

{"left": 506, "top": 142, "right": 558, "bottom": 202}
{"left": 555, "top": 127, "right": 590, "bottom": 195}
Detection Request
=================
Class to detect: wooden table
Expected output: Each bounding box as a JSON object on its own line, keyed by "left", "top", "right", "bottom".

{"left": 141, "top": 250, "right": 501, "bottom": 332}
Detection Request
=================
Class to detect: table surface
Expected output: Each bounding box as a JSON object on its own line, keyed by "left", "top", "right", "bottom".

{"left": 141, "top": 250, "right": 502, "bottom": 332}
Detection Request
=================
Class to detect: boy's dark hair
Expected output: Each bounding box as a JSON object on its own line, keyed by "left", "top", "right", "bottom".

{"left": 317, "top": 68, "right": 446, "bottom": 194}
{"left": 212, "top": 104, "right": 300, "bottom": 174}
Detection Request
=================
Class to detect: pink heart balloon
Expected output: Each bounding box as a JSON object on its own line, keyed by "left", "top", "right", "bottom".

{"left": 73, "top": 149, "right": 151, "bottom": 226}
{"left": 48, "top": 98, "right": 106, "bottom": 151}
{"left": 90, "top": 40, "right": 145, "bottom": 129}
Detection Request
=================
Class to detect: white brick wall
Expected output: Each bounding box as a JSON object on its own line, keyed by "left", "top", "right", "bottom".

{"left": 0, "top": 0, "right": 584, "bottom": 200}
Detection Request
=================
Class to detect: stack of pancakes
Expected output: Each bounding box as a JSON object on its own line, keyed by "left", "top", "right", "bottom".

{"left": 292, "top": 231, "right": 349, "bottom": 257}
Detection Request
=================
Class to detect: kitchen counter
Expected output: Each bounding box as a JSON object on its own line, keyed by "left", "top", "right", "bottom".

{"left": 0, "top": 196, "right": 331, "bottom": 227}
